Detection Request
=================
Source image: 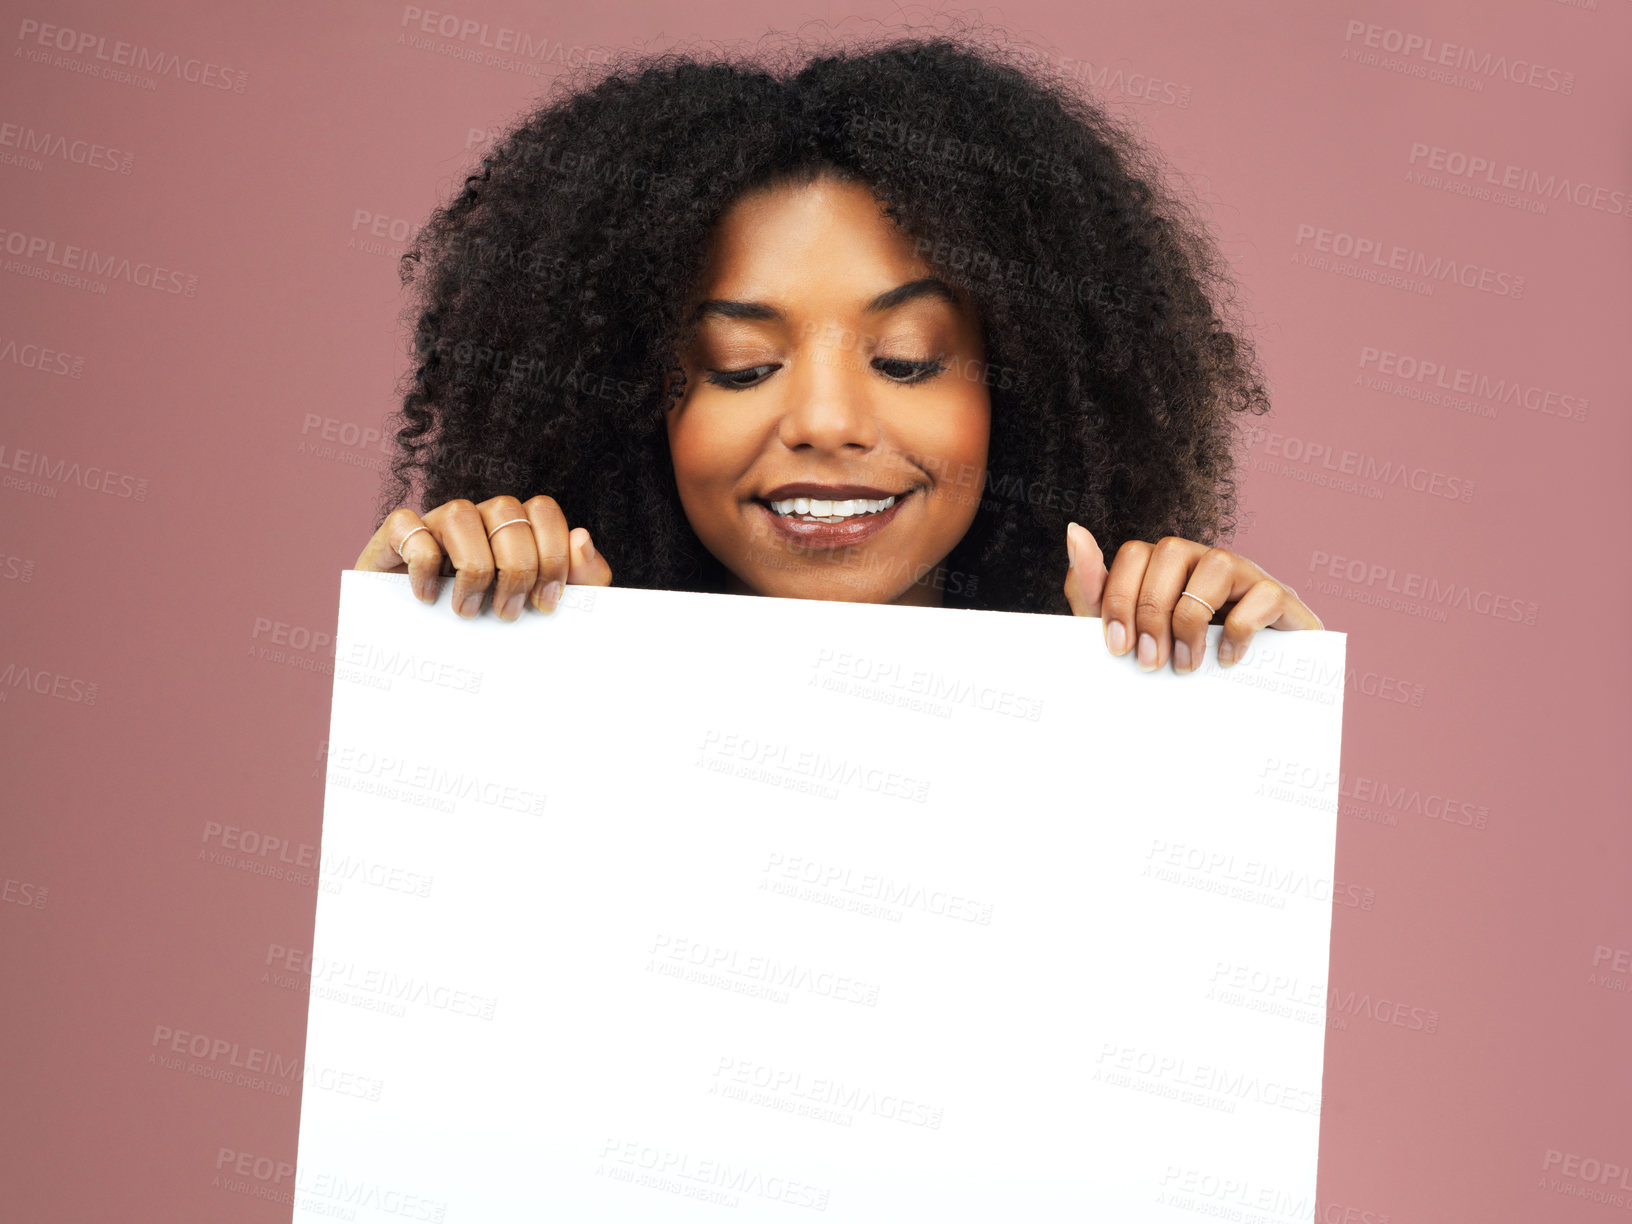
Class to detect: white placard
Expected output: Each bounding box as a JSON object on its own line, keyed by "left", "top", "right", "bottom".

{"left": 293, "top": 569, "right": 1347, "bottom": 1221}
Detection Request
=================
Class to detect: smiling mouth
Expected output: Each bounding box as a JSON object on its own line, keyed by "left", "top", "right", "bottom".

{"left": 756, "top": 490, "right": 915, "bottom": 523}
{"left": 748, "top": 489, "right": 915, "bottom": 551}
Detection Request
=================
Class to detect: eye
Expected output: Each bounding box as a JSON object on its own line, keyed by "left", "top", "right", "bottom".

{"left": 705, "top": 364, "right": 779, "bottom": 391}
{"left": 873, "top": 357, "right": 948, "bottom": 384}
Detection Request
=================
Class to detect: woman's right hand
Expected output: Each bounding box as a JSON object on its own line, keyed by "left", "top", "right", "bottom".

{"left": 354, "top": 495, "right": 613, "bottom": 621}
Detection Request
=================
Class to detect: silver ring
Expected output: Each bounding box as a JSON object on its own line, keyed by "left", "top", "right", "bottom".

{"left": 1180, "top": 590, "right": 1216, "bottom": 616}
{"left": 486, "top": 517, "right": 530, "bottom": 541}
{"left": 395, "top": 525, "right": 430, "bottom": 560}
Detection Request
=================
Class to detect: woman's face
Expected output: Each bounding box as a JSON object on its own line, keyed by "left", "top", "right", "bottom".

{"left": 664, "top": 173, "right": 991, "bottom": 606}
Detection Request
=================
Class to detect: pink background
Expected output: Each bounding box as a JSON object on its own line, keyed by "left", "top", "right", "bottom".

{"left": 3, "top": 1, "right": 1628, "bottom": 1219}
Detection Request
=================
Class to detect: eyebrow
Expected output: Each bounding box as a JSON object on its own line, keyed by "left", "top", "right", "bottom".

{"left": 691, "top": 276, "right": 961, "bottom": 324}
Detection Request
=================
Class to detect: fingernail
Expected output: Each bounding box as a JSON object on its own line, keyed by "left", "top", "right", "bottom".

{"left": 1172, "top": 639, "right": 1190, "bottom": 672}
{"left": 459, "top": 593, "right": 482, "bottom": 617}
{"left": 541, "top": 580, "right": 563, "bottom": 612}
{"left": 579, "top": 531, "right": 596, "bottom": 563}
{"left": 1217, "top": 639, "right": 1235, "bottom": 666}
{"left": 1106, "top": 619, "right": 1127, "bottom": 654}
{"left": 1137, "top": 632, "right": 1156, "bottom": 671}
{"left": 501, "top": 592, "right": 523, "bottom": 621}
{"left": 1065, "top": 522, "right": 1082, "bottom": 571}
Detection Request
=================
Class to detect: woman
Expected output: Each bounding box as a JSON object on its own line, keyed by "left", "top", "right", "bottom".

{"left": 354, "top": 29, "right": 1323, "bottom": 673}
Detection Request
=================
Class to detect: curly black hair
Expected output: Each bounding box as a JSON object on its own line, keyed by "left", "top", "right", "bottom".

{"left": 375, "top": 21, "right": 1270, "bottom": 615}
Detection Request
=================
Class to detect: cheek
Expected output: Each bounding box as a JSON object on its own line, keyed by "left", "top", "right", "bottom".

{"left": 923, "top": 396, "right": 990, "bottom": 473}
{"left": 918, "top": 396, "right": 989, "bottom": 519}
{"left": 669, "top": 408, "right": 754, "bottom": 501}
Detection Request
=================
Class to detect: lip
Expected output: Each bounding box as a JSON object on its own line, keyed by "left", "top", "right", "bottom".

{"left": 755, "top": 489, "right": 913, "bottom": 550}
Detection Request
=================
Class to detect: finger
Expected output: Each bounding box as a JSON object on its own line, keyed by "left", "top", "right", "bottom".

{"left": 354, "top": 511, "right": 408, "bottom": 574}
{"left": 517, "top": 495, "right": 571, "bottom": 613}
{"left": 1100, "top": 539, "right": 1153, "bottom": 659}
{"left": 1061, "top": 521, "right": 1107, "bottom": 617}
{"left": 479, "top": 496, "right": 539, "bottom": 622}
{"left": 1217, "top": 578, "right": 1323, "bottom": 666}
{"left": 397, "top": 517, "right": 444, "bottom": 605}
{"left": 567, "top": 526, "right": 614, "bottom": 588}
{"left": 355, "top": 508, "right": 445, "bottom": 604}
{"left": 1170, "top": 549, "right": 1242, "bottom": 674}
{"left": 1131, "top": 536, "right": 1210, "bottom": 672}
{"left": 1278, "top": 584, "right": 1324, "bottom": 630}
{"left": 422, "top": 500, "right": 496, "bottom": 618}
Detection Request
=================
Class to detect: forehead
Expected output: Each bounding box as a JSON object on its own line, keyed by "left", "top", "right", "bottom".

{"left": 697, "top": 175, "right": 931, "bottom": 299}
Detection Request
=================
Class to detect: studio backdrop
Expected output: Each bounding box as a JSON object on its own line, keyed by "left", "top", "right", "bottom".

{"left": 1, "top": 1, "right": 1627, "bottom": 1221}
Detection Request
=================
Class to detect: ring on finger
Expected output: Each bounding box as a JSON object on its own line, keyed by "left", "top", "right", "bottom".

{"left": 486, "top": 517, "right": 530, "bottom": 540}
{"left": 395, "top": 525, "right": 430, "bottom": 560}
{"left": 1179, "top": 590, "right": 1216, "bottom": 616}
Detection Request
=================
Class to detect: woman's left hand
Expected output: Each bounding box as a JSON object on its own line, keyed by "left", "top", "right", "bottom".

{"left": 1062, "top": 521, "right": 1324, "bottom": 674}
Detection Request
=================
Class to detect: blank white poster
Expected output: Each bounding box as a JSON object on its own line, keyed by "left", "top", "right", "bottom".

{"left": 293, "top": 569, "right": 1348, "bottom": 1221}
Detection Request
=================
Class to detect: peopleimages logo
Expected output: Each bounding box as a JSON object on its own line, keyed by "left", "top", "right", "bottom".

{"left": 1407, "top": 143, "right": 1630, "bottom": 218}
{"left": 1308, "top": 550, "right": 1539, "bottom": 626}
{"left": 0, "top": 336, "right": 85, "bottom": 378}
{"left": 1541, "top": 1148, "right": 1632, "bottom": 1205}
{"left": 14, "top": 18, "right": 249, "bottom": 93}
{"left": 1341, "top": 20, "right": 1575, "bottom": 94}
{"left": 1294, "top": 224, "right": 1523, "bottom": 298}
{"left": 0, "top": 226, "right": 198, "bottom": 295}
{"left": 1357, "top": 347, "right": 1589, "bottom": 423}
{"left": 1243, "top": 426, "right": 1475, "bottom": 504}
{"left": 0, "top": 121, "right": 134, "bottom": 173}
{"left": 1050, "top": 56, "right": 1193, "bottom": 107}
{"left": 397, "top": 5, "right": 610, "bottom": 66}
{"left": 0, "top": 442, "right": 150, "bottom": 500}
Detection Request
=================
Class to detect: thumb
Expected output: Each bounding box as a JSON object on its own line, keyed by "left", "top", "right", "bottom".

{"left": 1062, "top": 521, "right": 1107, "bottom": 617}
{"left": 567, "top": 527, "right": 613, "bottom": 586}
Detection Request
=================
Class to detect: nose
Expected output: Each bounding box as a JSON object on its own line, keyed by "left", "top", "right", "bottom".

{"left": 775, "top": 338, "right": 880, "bottom": 453}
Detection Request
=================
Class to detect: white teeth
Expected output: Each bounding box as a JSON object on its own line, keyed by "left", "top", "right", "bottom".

{"left": 768, "top": 494, "right": 897, "bottom": 521}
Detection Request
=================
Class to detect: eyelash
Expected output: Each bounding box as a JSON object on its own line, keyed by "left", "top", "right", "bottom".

{"left": 704, "top": 357, "right": 948, "bottom": 391}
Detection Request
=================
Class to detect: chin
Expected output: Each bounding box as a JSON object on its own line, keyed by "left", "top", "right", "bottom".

{"left": 741, "top": 567, "right": 876, "bottom": 604}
